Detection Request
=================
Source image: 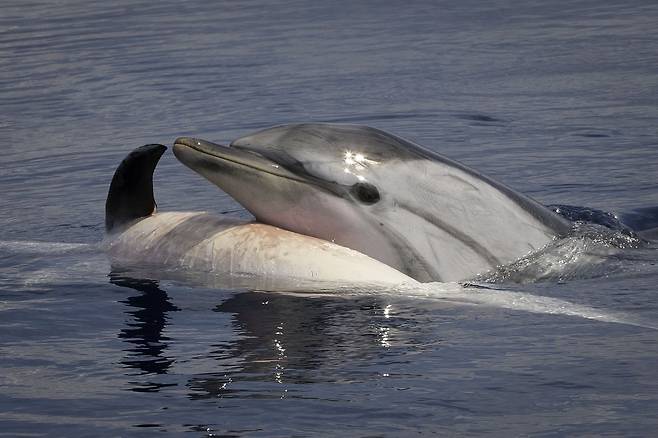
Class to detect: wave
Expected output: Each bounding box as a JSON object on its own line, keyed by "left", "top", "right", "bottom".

{"left": 0, "top": 240, "right": 96, "bottom": 254}
{"left": 271, "top": 281, "right": 655, "bottom": 329}
{"left": 479, "top": 205, "right": 656, "bottom": 283}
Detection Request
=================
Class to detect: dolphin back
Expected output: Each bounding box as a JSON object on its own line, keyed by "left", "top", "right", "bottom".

{"left": 105, "top": 144, "right": 166, "bottom": 233}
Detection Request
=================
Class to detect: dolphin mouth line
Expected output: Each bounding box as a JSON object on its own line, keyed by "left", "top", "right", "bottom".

{"left": 173, "top": 137, "right": 307, "bottom": 183}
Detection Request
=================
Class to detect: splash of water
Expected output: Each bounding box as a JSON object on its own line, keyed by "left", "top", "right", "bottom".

{"left": 480, "top": 217, "right": 645, "bottom": 283}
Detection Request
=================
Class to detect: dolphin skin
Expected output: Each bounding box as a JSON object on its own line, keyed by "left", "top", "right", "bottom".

{"left": 105, "top": 144, "right": 415, "bottom": 287}
{"left": 174, "top": 124, "right": 571, "bottom": 282}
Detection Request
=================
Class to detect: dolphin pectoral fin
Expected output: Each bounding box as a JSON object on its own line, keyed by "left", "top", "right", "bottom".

{"left": 105, "top": 144, "right": 167, "bottom": 233}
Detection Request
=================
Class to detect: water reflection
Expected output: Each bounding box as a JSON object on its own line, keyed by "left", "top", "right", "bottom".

{"left": 110, "top": 272, "right": 179, "bottom": 386}
{"left": 111, "top": 272, "right": 406, "bottom": 399}
{"left": 186, "top": 292, "right": 402, "bottom": 400}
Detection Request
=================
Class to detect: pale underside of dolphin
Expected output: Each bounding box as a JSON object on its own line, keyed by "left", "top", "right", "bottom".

{"left": 104, "top": 144, "right": 415, "bottom": 287}
{"left": 174, "top": 123, "right": 571, "bottom": 282}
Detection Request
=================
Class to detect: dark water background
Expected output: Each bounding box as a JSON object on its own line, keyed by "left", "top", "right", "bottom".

{"left": 1, "top": 0, "right": 658, "bottom": 436}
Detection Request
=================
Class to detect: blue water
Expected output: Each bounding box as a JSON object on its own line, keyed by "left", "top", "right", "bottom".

{"left": 1, "top": 0, "right": 658, "bottom": 435}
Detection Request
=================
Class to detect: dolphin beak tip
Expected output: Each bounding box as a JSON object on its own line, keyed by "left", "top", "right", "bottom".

{"left": 174, "top": 137, "right": 196, "bottom": 148}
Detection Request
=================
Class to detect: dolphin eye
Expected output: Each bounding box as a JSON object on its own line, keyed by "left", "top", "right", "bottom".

{"left": 350, "top": 182, "right": 380, "bottom": 204}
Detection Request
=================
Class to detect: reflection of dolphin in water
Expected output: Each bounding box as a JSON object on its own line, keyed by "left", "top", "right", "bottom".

{"left": 104, "top": 144, "right": 414, "bottom": 286}
{"left": 186, "top": 291, "right": 399, "bottom": 398}
{"left": 110, "top": 273, "right": 179, "bottom": 383}
{"left": 174, "top": 123, "right": 571, "bottom": 282}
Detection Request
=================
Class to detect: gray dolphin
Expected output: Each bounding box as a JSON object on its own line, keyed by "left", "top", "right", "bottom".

{"left": 173, "top": 124, "right": 571, "bottom": 282}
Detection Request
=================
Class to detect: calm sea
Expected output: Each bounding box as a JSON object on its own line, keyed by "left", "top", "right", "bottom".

{"left": 1, "top": 0, "right": 657, "bottom": 436}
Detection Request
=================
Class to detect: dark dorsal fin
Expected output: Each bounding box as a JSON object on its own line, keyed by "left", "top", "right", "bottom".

{"left": 105, "top": 144, "right": 167, "bottom": 233}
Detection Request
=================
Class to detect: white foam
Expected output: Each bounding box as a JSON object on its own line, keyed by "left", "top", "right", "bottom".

{"left": 276, "top": 281, "right": 655, "bottom": 329}
{"left": 393, "top": 282, "right": 655, "bottom": 329}
{"left": 0, "top": 240, "right": 108, "bottom": 290}
{"left": 0, "top": 240, "right": 95, "bottom": 254}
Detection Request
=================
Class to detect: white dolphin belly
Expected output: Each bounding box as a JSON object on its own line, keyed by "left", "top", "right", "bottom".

{"left": 106, "top": 212, "right": 417, "bottom": 286}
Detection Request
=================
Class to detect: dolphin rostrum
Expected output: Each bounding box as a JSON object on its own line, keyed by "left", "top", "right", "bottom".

{"left": 173, "top": 124, "right": 571, "bottom": 282}
{"left": 105, "top": 144, "right": 415, "bottom": 287}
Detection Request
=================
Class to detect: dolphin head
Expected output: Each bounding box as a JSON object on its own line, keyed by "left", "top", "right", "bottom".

{"left": 174, "top": 124, "right": 569, "bottom": 282}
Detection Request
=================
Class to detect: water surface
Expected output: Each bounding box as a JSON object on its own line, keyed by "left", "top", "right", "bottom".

{"left": 1, "top": 0, "right": 658, "bottom": 436}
